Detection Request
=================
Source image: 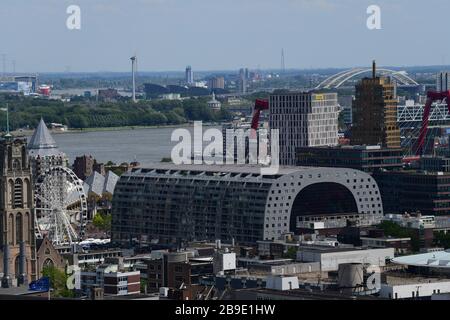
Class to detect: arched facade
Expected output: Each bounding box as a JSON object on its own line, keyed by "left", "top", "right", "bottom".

{"left": 15, "top": 213, "right": 23, "bottom": 244}
{"left": 13, "top": 178, "right": 23, "bottom": 209}
{"left": 8, "top": 213, "right": 14, "bottom": 245}
{"left": 35, "top": 237, "right": 65, "bottom": 278}
{"left": 24, "top": 178, "right": 32, "bottom": 208}
{"left": 112, "top": 164, "right": 384, "bottom": 244}
{"left": 14, "top": 255, "right": 21, "bottom": 277}
{"left": 7, "top": 179, "right": 14, "bottom": 207}
{"left": 290, "top": 182, "right": 358, "bottom": 230}
{"left": 24, "top": 212, "right": 30, "bottom": 243}
{"left": 43, "top": 258, "right": 54, "bottom": 268}
{"left": 263, "top": 167, "right": 383, "bottom": 240}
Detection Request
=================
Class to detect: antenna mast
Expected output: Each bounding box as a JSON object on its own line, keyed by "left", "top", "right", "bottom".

{"left": 281, "top": 49, "right": 285, "bottom": 74}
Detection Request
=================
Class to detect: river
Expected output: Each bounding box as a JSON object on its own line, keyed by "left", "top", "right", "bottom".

{"left": 46, "top": 126, "right": 219, "bottom": 166}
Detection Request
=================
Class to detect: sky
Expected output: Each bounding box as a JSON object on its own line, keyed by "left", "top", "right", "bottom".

{"left": 1, "top": 0, "right": 450, "bottom": 72}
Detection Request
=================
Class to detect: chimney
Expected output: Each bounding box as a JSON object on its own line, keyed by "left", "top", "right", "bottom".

{"left": 18, "top": 241, "right": 27, "bottom": 286}
{"left": 1, "top": 245, "right": 11, "bottom": 288}
{"left": 372, "top": 60, "right": 376, "bottom": 79}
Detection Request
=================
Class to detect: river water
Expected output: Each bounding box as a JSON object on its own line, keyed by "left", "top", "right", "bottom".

{"left": 48, "top": 126, "right": 218, "bottom": 166}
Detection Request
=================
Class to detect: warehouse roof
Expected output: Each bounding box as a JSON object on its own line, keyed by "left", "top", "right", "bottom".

{"left": 392, "top": 250, "right": 450, "bottom": 268}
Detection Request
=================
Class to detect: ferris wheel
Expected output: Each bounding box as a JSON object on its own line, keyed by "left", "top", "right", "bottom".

{"left": 34, "top": 166, "right": 88, "bottom": 246}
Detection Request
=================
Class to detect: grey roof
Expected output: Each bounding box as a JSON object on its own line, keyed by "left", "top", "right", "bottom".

{"left": 84, "top": 171, "right": 105, "bottom": 196}
{"left": 122, "top": 164, "right": 378, "bottom": 187}
{"left": 129, "top": 163, "right": 320, "bottom": 175}
{"left": 126, "top": 163, "right": 368, "bottom": 178}
{"left": 27, "top": 118, "right": 64, "bottom": 158}
{"left": 104, "top": 170, "right": 119, "bottom": 194}
{"left": 84, "top": 171, "right": 119, "bottom": 196}
{"left": 392, "top": 250, "right": 450, "bottom": 268}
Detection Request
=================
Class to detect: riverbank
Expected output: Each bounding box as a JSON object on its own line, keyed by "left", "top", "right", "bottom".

{"left": 12, "top": 122, "right": 221, "bottom": 136}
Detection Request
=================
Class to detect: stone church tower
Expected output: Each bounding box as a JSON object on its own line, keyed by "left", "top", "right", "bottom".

{"left": 0, "top": 135, "right": 36, "bottom": 287}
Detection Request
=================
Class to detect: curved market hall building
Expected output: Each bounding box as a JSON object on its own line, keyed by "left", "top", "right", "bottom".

{"left": 111, "top": 164, "right": 383, "bottom": 245}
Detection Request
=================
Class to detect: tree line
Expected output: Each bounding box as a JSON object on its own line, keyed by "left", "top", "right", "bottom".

{"left": 0, "top": 95, "right": 233, "bottom": 130}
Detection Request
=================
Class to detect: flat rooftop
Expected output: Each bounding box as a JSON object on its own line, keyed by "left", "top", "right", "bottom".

{"left": 385, "top": 274, "right": 450, "bottom": 286}
{"left": 360, "top": 236, "right": 411, "bottom": 241}
{"left": 236, "top": 287, "right": 381, "bottom": 300}
{"left": 0, "top": 286, "right": 47, "bottom": 299}
{"left": 392, "top": 250, "right": 450, "bottom": 268}
{"left": 297, "top": 245, "right": 377, "bottom": 254}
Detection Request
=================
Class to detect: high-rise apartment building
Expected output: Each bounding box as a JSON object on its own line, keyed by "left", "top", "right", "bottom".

{"left": 238, "top": 68, "right": 247, "bottom": 94}
{"left": 437, "top": 72, "right": 450, "bottom": 92}
{"left": 269, "top": 91, "right": 339, "bottom": 166}
{"left": 351, "top": 61, "right": 401, "bottom": 148}
{"left": 210, "top": 76, "right": 225, "bottom": 90}
{"left": 185, "top": 65, "right": 194, "bottom": 85}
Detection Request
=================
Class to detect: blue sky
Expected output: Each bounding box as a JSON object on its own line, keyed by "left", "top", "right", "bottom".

{"left": 1, "top": 0, "right": 449, "bottom": 72}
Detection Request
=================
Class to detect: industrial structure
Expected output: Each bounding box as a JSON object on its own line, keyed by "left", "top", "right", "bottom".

{"left": 111, "top": 164, "right": 383, "bottom": 245}
{"left": 397, "top": 100, "right": 450, "bottom": 125}
{"left": 414, "top": 90, "right": 450, "bottom": 155}
{"left": 0, "top": 75, "right": 37, "bottom": 96}
{"left": 130, "top": 55, "right": 137, "bottom": 103}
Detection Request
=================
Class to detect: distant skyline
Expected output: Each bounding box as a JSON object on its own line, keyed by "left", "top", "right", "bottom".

{"left": 1, "top": 0, "right": 450, "bottom": 73}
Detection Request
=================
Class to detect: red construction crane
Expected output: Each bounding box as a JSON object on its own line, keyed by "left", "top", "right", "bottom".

{"left": 251, "top": 99, "right": 269, "bottom": 131}
{"left": 414, "top": 90, "right": 450, "bottom": 155}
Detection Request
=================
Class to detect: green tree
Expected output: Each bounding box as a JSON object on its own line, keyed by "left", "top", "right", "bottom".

{"left": 67, "top": 114, "right": 88, "bottom": 128}
{"left": 92, "top": 213, "right": 105, "bottom": 229}
{"left": 379, "top": 221, "right": 421, "bottom": 252}
{"left": 102, "top": 214, "right": 112, "bottom": 232}
{"left": 92, "top": 212, "right": 112, "bottom": 232}
{"left": 434, "top": 231, "right": 450, "bottom": 249}
{"left": 42, "top": 266, "right": 74, "bottom": 298}
{"left": 283, "top": 247, "right": 298, "bottom": 259}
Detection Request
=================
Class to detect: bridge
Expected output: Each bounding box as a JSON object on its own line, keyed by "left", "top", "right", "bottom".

{"left": 398, "top": 102, "right": 450, "bottom": 124}
{"left": 316, "top": 68, "right": 419, "bottom": 90}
